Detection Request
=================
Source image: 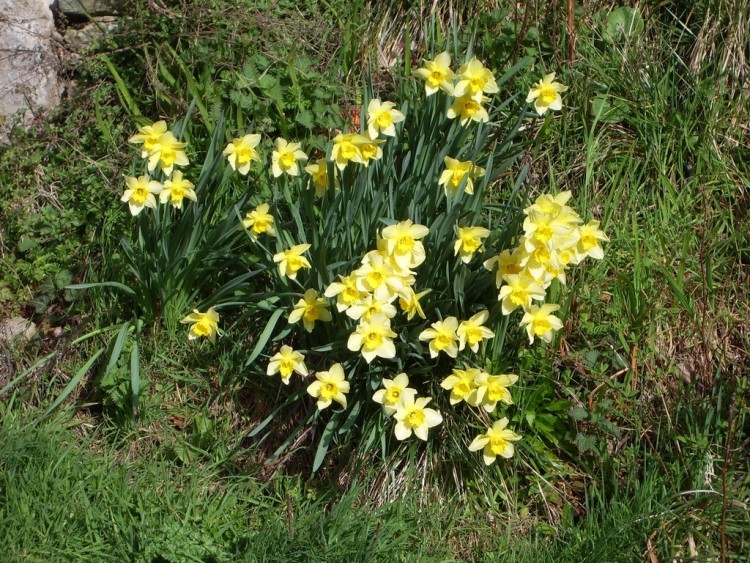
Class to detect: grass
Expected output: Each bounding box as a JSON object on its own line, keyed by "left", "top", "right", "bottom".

{"left": 1, "top": 0, "right": 749, "bottom": 560}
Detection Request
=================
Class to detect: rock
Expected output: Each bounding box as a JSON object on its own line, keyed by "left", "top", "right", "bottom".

{"left": 0, "top": 0, "right": 63, "bottom": 144}
{"left": 0, "top": 317, "right": 39, "bottom": 348}
{"left": 64, "top": 16, "right": 119, "bottom": 51}
{"left": 58, "top": 0, "right": 131, "bottom": 17}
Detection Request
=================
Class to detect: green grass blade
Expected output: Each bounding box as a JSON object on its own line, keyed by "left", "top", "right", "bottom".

{"left": 44, "top": 348, "right": 105, "bottom": 416}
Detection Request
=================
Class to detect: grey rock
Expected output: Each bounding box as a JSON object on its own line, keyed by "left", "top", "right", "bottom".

{"left": 64, "top": 16, "right": 119, "bottom": 50}
{"left": 0, "top": 317, "right": 39, "bottom": 348}
{"left": 0, "top": 0, "right": 63, "bottom": 144}
{"left": 58, "top": 0, "right": 130, "bottom": 16}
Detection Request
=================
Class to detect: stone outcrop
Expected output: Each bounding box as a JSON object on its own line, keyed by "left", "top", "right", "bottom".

{"left": 0, "top": 0, "right": 63, "bottom": 143}
{"left": 59, "top": 0, "right": 130, "bottom": 17}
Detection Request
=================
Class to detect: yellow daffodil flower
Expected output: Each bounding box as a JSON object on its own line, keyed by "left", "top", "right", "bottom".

{"left": 472, "top": 372, "right": 518, "bottom": 412}
{"left": 273, "top": 243, "right": 312, "bottom": 280}
{"left": 393, "top": 396, "right": 443, "bottom": 441}
{"left": 526, "top": 72, "right": 568, "bottom": 115}
{"left": 324, "top": 274, "right": 364, "bottom": 312}
{"left": 457, "top": 310, "right": 495, "bottom": 353}
{"left": 304, "top": 159, "right": 338, "bottom": 198}
{"left": 447, "top": 94, "right": 490, "bottom": 126}
{"left": 576, "top": 220, "right": 609, "bottom": 260}
{"left": 381, "top": 220, "right": 429, "bottom": 269}
{"left": 147, "top": 131, "right": 189, "bottom": 177}
{"left": 372, "top": 373, "right": 417, "bottom": 416}
{"left": 438, "top": 156, "right": 485, "bottom": 196}
{"left": 453, "top": 56, "right": 499, "bottom": 101}
{"left": 418, "top": 316, "right": 460, "bottom": 358}
{"left": 347, "top": 314, "right": 398, "bottom": 364}
{"left": 128, "top": 120, "right": 168, "bottom": 158}
{"left": 121, "top": 175, "right": 162, "bottom": 216}
{"left": 288, "top": 288, "right": 332, "bottom": 333}
{"left": 519, "top": 303, "right": 564, "bottom": 344}
{"left": 242, "top": 203, "right": 276, "bottom": 240}
{"left": 524, "top": 191, "right": 574, "bottom": 216}
{"left": 440, "top": 367, "right": 482, "bottom": 405}
{"left": 181, "top": 307, "right": 220, "bottom": 344}
{"left": 366, "top": 98, "right": 405, "bottom": 139}
{"left": 498, "top": 273, "right": 547, "bottom": 315}
{"left": 359, "top": 138, "right": 385, "bottom": 166}
{"left": 454, "top": 225, "right": 491, "bottom": 263}
{"left": 271, "top": 137, "right": 308, "bottom": 177}
{"left": 413, "top": 51, "right": 455, "bottom": 96}
{"left": 484, "top": 248, "right": 524, "bottom": 288}
{"left": 469, "top": 418, "right": 522, "bottom": 465}
{"left": 398, "top": 287, "right": 430, "bottom": 321}
{"left": 307, "top": 363, "right": 350, "bottom": 410}
{"left": 159, "top": 170, "right": 196, "bottom": 209}
{"left": 266, "top": 345, "right": 308, "bottom": 385}
{"left": 330, "top": 132, "right": 368, "bottom": 170}
{"left": 346, "top": 293, "right": 397, "bottom": 322}
{"left": 354, "top": 252, "right": 405, "bottom": 302}
{"left": 224, "top": 134, "right": 261, "bottom": 175}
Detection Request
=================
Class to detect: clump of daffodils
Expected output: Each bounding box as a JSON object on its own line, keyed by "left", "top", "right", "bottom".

{"left": 123, "top": 120, "right": 194, "bottom": 216}
{"left": 118, "top": 51, "right": 609, "bottom": 472}
{"left": 484, "top": 191, "right": 609, "bottom": 344}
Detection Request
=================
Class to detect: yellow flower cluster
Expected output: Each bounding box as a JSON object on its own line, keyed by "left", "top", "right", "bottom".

{"left": 484, "top": 191, "right": 609, "bottom": 344}
{"left": 417, "top": 310, "right": 495, "bottom": 358}
{"left": 440, "top": 367, "right": 522, "bottom": 464}
{"left": 414, "top": 53, "right": 498, "bottom": 126}
{"left": 373, "top": 373, "right": 443, "bottom": 441}
{"left": 124, "top": 121, "right": 196, "bottom": 215}
{"left": 322, "top": 220, "right": 430, "bottom": 364}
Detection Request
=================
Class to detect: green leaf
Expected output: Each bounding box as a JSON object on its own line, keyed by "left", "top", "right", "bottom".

{"left": 245, "top": 307, "right": 285, "bottom": 367}
{"left": 605, "top": 7, "right": 644, "bottom": 41}
{"left": 45, "top": 348, "right": 105, "bottom": 416}
{"left": 313, "top": 414, "right": 339, "bottom": 473}
{"left": 130, "top": 336, "right": 140, "bottom": 415}
{"left": 569, "top": 406, "right": 589, "bottom": 421}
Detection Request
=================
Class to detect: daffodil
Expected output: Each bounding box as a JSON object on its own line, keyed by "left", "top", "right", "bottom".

{"left": 271, "top": 137, "right": 308, "bottom": 177}
{"left": 147, "top": 131, "right": 189, "bottom": 176}
{"left": 413, "top": 51, "right": 455, "bottom": 96}
{"left": 273, "top": 243, "right": 312, "bottom": 280}
{"left": 330, "top": 133, "right": 368, "bottom": 170}
{"left": 523, "top": 210, "right": 575, "bottom": 252}
{"left": 393, "top": 396, "right": 443, "bottom": 441}
{"left": 359, "top": 138, "right": 385, "bottom": 166}
{"left": 346, "top": 293, "right": 397, "bottom": 322}
{"left": 372, "top": 373, "right": 417, "bottom": 416}
{"left": 469, "top": 418, "right": 522, "bottom": 465}
{"left": 438, "top": 157, "right": 485, "bottom": 196}
{"left": 304, "top": 159, "right": 337, "bottom": 198}
{"left": 347, "top": 314, "right": 398, "bottom": 364}
{"left": 457, "top": 310, "right": 495, "bottom": 353}
{"left": 454, "top": 225, "right": 490, "bottom": 263}
{"left": 242, "top": 203, "right": 276, "bottom": 240}
{"left": 267, "top": 345, "right": 308, "bottom": 385}
{"left": 440, "top": 367, "right": 482, "bottom": 405}
{"left": 324, "top": 274, "right": 364, "bottom": 312}
{"left": 398, "top": 287, "right": 430, "bottom": 321}
{"left": 484, "top": 248, "right": 525, "bottom": 288}
{"left": 159, "top": 170, "right": 196, "bottom": 209}
{"left": 524, "top": 191, "right": 574, "bottom": 216}
{"left": 366, "top": 98, "right": 405, "bottom": 139}
{"left": 181, "top": 307, "right": 220, "bottom": 343}
{"left": 419, "top": 316, "right": 460, "bottom": 358}
{"left": 498, "top": 274, "right": 547, "bottom": 315}
{"left": 447, "top": 94, "right": 490, "bottom": 126}
{"left": 224, "top": 134, "right": 261, "bottom": 175}
{"left": 121, "top": 175, "right": 162, "bottom": 216}
{"left": 288, "top": 288, "right": 332, "bottom": 333}
{"left": 128, "top": 120, "right": 168, "bottom": 158}
{"left": 519, "top": 303, "right": 564, "bottom": 344}
{"left": 381, "top": 220, "right": 429, "bottom": 269}
{"left": 472, "top": 372, "right": 518, "bottom": 412}
{"left": 353, "top": 252, "right": 405, "bottom": 302}
{"left": 453, "top": 57, "right": 499, "bottom": 101}
{"left": 526, "top": 72, "right": 568, "bottom": 115}
{"left": 307, "top": 363, "right": 350, "bottom": 410}
{"left": 575, "top": 220, "right": 609, "bottom": 260}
